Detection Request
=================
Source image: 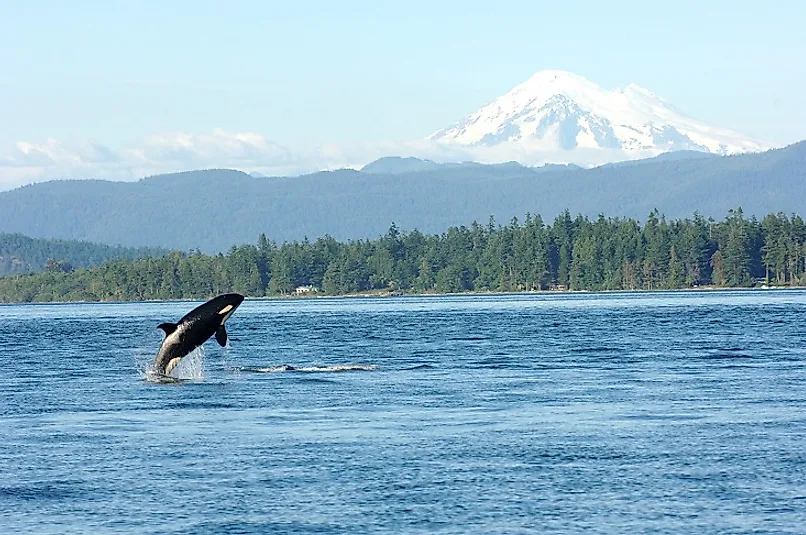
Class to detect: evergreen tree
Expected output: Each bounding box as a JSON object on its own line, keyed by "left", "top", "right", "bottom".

{"left": 4, "top": 208, "right": 806, "bottom": 303}
{"left": 721, "top": 208, "right": 752, "bottom": 286}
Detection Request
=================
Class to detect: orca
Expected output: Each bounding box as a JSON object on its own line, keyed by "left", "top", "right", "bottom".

{"left": 150, "top": 292, "right": 245, "bottom": 377}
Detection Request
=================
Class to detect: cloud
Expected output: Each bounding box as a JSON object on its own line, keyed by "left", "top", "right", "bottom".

{"left": 0, "top": 128, "right": 654, "bottom": 192}
{"left": 293, "top": 139, "right": 480, "bottom": 172}
{"left": 127, "top": 129, "right": 294, "bottom": 167}
{"left": 0, "top": 130, "right": 305, "bottom": 191}
{"left": 0, "top": 139, "right": 136, "bottom": 189}
{"left": 0, "top": 129, "right": 485, "bottom": 191}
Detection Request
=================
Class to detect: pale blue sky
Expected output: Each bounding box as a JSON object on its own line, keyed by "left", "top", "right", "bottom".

{"left": 0, "top": 0, "right": 803, "bottom": 187}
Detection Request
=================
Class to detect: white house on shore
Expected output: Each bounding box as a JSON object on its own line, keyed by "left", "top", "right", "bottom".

{"left": 294, "top": 285, "right": 318, "bottom": 295}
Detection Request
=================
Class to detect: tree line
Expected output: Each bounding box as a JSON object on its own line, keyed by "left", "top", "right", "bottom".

{"left": 1, "top": 208, "right": 805, "bottom": 303}
{"left": 0, "top": 232, "right": 167, "bottom": 277}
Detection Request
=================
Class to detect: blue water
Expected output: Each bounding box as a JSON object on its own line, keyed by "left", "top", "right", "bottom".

{"left": 1, "top": 290, "right": 805, "bottom": 534}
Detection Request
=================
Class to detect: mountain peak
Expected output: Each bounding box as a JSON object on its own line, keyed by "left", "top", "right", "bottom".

{"left": 522, "top": 69, "right": 594, "bottom": 86}
{"left": 428, "top": 70, "right": 773, "bottom": 165}
{"left": 620, "top": 82, "right": 657, "bottom": 97}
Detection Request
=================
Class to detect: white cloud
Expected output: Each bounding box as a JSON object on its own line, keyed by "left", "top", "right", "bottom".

{"left": 0, "top": 129, "right": 484, "bottom": 191}
{"left": 292, "top": 139, "right": 481, "bottom": 172}
{"left": 127, "top": 129, "right": 294, "bottom": 167}
{"left": 0, "top": 128, "right": 659, "bottom": 192}
{"left": 0, "top": 130, "right": 306, "bottom": 191}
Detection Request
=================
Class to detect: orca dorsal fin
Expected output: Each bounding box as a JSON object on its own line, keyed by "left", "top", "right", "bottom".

{"left": 215, "top": 324, "right": 228, "bottom": 347}
{"left": 157, "top": 322, "right": 178, "bottom": 336}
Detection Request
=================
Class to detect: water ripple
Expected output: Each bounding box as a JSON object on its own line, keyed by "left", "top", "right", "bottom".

{"left": 1, "top": 290, "right": 805, "bottom": 533}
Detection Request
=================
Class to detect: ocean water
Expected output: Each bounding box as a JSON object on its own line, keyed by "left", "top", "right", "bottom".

{"left": 1, "top": 290, "right": 805, "bottom": 534}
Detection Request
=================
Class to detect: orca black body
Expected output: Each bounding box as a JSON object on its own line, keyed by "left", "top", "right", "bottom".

{"left": 150, "top": 293, "right": 244, "bottom": 377}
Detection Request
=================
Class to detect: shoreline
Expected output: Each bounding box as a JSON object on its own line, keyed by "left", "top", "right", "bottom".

{"left": 2, "top": 284, "right": 804, "bottom": 306}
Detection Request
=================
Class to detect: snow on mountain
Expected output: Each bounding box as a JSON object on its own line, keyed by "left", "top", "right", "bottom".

{"left": 428, "top": 70, "right": 773, "bottom": 165}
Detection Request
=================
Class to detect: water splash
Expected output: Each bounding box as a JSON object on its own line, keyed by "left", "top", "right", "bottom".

{"left": 167, "top": 346, "right": 206, "bottom": 380}
{"left": 296, "top": 364, "right": 376, "bottom": 372}
{"left": 140, "top": 346, "right": 206, "bottom": 383}
{"left": 133, "top": 349, "right": 155, "bottom": 378}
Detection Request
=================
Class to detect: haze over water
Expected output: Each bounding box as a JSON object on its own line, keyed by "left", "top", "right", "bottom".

{"left": 1, "top": 290, "right": 805, "bottom": 534}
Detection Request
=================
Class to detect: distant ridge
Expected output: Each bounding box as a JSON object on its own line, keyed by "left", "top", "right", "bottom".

{"left": 0, "top": 141, "right": 803, "bottom": 253}
{"left": 361, "top": 156, "right": 581, "bottom": 174}
{"left": 0, "top": 232, "right": 168, "bottom": 277}
{"left": 361, "top": 157, "right": 482, "bottom": 175}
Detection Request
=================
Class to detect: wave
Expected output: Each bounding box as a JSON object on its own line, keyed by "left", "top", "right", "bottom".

{"left": 706, "top": 352, "right": 753, "bottom": 359}
{"left": 240, "top": 364, "right": 377, "bottom": 373}
{"left": 142, "top": 371, "right": 195, "bottom": 384}
{"left": 0, "top": 482, "right": 79, "bottom": 501}
{"left": 704, "top": 347, "right": 753, "bottom": 359}
{"left": 400, "top": 364, "right": 435, "bottom": 370}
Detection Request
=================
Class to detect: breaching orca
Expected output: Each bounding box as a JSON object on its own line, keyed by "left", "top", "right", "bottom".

{"left": 150, "top": 292, "right": 245, "bottom": 377}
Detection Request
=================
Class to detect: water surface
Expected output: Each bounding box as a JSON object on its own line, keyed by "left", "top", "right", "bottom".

{"left": 1, "top": 290, "right": 805, "bottom": 533}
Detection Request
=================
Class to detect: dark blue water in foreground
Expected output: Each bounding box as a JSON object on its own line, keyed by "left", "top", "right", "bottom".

{"left": 1, "top": 290, "right": 805, "bottom": 534}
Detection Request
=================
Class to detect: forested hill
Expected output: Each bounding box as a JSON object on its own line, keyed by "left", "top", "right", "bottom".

{"left": 0, "top": 141, "right": 803, "bottom": 253}
{"left": 0, "top": 233, "right": 168, "bottom": 277}
{"left": 1, "top": 208, "right": 803, "bottom": 303}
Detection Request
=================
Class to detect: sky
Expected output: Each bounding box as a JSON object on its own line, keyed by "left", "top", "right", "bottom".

{"left": 1, "top": 0, "right": 804, "bottom": 189}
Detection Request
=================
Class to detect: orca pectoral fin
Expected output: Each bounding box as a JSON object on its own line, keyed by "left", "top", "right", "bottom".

{"left": 158, "top": 322, "right": 178, "bottom": 336}
{"left": 215, "top": 325, "right": 228, "bottom": 347}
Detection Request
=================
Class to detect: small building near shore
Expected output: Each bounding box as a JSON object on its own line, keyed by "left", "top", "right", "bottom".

{"left": 294, "top": 285, "right": 318, "bottom": 295}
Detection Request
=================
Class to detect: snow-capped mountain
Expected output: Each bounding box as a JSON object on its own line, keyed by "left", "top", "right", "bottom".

{"left": 428, "top": 70, "right": 773, "bottom": 164}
